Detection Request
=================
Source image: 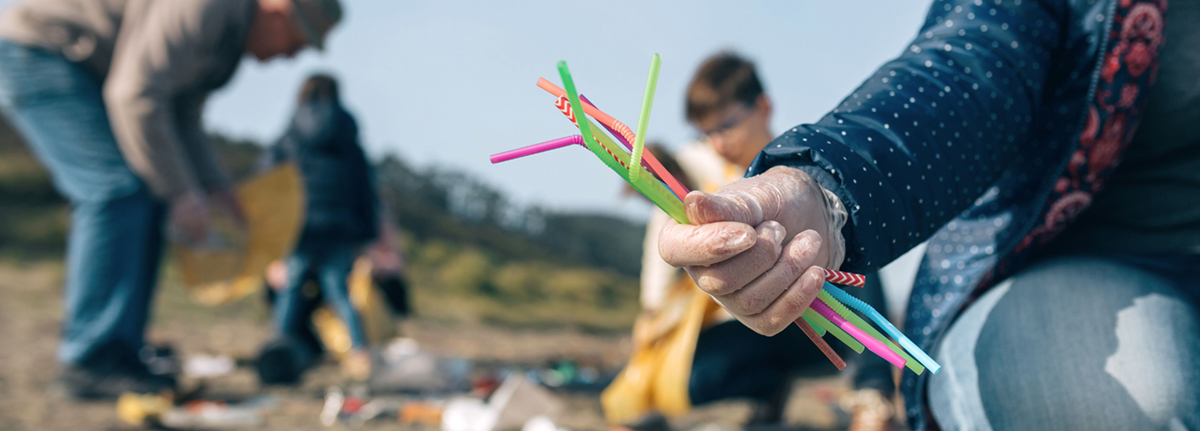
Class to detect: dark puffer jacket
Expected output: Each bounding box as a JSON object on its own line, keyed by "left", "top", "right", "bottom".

{"left": 274, "top": 101, "right": 378, "bottom": 244}
{"left": 746, "top": 0, "right": 1167, "bottom": 428}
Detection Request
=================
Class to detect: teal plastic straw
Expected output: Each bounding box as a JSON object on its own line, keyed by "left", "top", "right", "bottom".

{"left": 818, "top": 289, "right": 924, "bottom": 375}
{"left": 824, "top": 282, "right": 940, "bottom": 374}
{"left": 630, "top": 54, "right": 661, "bottom": 182}
{"left": 801, "top": 314, "right": 827, "bottom": 337}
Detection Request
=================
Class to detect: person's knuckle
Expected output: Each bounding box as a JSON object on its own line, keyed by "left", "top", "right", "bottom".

{"left": 695, "top": 271, "right": 739, "bottom": 296}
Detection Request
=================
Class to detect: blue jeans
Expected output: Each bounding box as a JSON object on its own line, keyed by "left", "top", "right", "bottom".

{"left": 928, "top": 255, "right": 1200, "bottom": 430}
{"left": 0, "top": 41, "right": 165, "bottom": 366}
{"left": 273, "top": 234, "right": 368, "bottom": 349}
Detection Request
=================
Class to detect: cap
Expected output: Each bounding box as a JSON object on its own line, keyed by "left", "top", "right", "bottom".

{"left": 291, "top": 0, "right": 343, "bottom": 50}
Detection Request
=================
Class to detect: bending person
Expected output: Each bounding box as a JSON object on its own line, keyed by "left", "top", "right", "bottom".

{"left": 0, "top": 0, "right": 342, "bottom": 398}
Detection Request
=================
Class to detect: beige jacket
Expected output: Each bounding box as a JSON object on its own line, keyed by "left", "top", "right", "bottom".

{"left": 0, "top": 0, "right": 257, "bottom": 198}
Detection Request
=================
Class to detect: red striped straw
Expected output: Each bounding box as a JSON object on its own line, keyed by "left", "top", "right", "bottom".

{"left": 824, "top": 268, "right": 865, "bottom": 287}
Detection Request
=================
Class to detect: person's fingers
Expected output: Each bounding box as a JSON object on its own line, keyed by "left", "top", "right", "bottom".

{"left": 685, "top": 190, "right": 763, "bottom": 226}
{"left": 686, "top": 166, "right": 820, "bottom": 227}
{"left": 715, "top": 230, "right": 823, "bottom": 316}
{"left": 734, "top": 265, "right": 826, "bottom": 336}
{"left": 658, "top": 220, "right": 757, "bottom": 267}
{"left": 688, "top": 221, "right": 787, "bottom": 297}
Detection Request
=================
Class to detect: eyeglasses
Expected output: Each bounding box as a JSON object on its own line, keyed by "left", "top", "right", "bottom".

{"left": 699, "top": 104, "right": 755, "bottom": 138}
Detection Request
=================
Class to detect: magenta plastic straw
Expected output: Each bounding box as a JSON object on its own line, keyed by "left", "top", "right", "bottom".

{"left": 810, "top": 298, "right": 906, "bottom": 369}
{"left": 489, "top": 135, "right": 584, "bottom": 164}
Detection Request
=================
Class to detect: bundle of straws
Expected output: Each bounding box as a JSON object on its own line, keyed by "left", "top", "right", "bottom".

{"left": 490, "top": 56, "right": 940, "bottom": 376}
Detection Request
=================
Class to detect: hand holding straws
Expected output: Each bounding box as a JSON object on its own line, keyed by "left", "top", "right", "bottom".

{"left": 489, "top": 56, "right": 939, "bottom": 376}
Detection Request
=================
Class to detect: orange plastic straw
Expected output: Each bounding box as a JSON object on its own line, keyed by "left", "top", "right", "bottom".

{"left": 795, "top": 317, "right": 846, "bottom": 370}
{"left": 536, "top": 78, "right": 690, "bottom": 200}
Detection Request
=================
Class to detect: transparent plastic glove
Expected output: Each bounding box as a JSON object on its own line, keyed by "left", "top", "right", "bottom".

{"left": 658, "top": 166, "right": 848, "bottom": 335}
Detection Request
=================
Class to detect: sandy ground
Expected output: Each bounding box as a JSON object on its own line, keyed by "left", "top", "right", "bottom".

{"left": 0, "top": 261, "right": 878, "bottom": 431}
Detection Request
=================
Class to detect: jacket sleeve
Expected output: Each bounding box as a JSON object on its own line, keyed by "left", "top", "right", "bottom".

{"left": 103, "top": 0, "right": 237, "bottom": 198}
{"left": 350, "top": 115, "right": 381, "bottom": 241}
{"left": 749, "top": 0, "right": 1067, "bottom": 271}
{"left": 177, "top": 94, "right": 231, "bottom": 191}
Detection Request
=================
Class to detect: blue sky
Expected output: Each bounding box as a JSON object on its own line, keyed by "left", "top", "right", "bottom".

{"left": 201, "top": 0, "right": 932, "bottom": 220}
{"left": 0, "top": 0, "right": 932, "bottom": 220}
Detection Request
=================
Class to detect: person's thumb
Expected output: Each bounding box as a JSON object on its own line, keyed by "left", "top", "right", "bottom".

{"left": 685, "top": 189, "right": 765, "bottom": 226}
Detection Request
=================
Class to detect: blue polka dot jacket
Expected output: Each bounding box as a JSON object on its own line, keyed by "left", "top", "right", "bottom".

{"left": 745, "top": 0, "right": 1167, "bottom": 427}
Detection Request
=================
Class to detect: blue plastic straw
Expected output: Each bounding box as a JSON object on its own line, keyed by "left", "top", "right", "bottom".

{"left": 823, "top": 282, "right": 941, "bottom": 374}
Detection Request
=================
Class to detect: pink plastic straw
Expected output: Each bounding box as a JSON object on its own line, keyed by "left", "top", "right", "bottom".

{"left": 490, "top": 135, "right": 584, "bottom": 164}
{"left": 810, "top": 298, "right": 906, "bottom": 369}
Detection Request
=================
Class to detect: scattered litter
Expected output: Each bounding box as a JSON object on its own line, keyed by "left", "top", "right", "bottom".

{"left": 371, "top": 338, "right": 472, "bottom": 393}
{"left": 400, "top": 401, "right": 446, "bottom": 426}
{"left": 161, "top": 399, "right": 265, "bottom": 428}
{"left": 442, "top": 374, "right": 563, "bottom": 431}
{"left": 184, "top": 354, "right": 236, "bottom": 378}
{"left": 523, "top": 415, "right": 568, "bottom": 431}
{"left": 119, "top": 393, "right": 276, "bottom": 428}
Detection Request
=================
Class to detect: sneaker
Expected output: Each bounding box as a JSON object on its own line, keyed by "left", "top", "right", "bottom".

{"left": 256, "top": 336, "right": 318, "bottom": 385}
{"left": 55, "top": 348, "right": 177, "bottom": 400}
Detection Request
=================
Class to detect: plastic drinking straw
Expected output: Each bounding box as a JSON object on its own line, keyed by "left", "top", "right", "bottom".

{"left": 824, "top": 268, "right": 866, "bottom": 287}
{"left": 817, "top": 288, "right": 925, "bottom": 375}
{"left": 630, "top": 54, "right": 661, "bottom": 182}
{"left": 811, "top": 298, "right": 906, "bottom": 369}
{"left": 801, "top": 314, "right": 827, "bottom": 337}
{"left": 823, "top": 283, "right": 940, "bottom": 374}
{"left": 536, "top": 78, "right": 690, "bottom": 199}
{"left": 794, "top": 317, "right": 845, "bottom": 370}
{"left": 579, "top": 95, "right": 685, "bottom": 201}
{"left": 549, "top": 97, "right": 675, "bottom": 195}
{"left": 579, "top": 95, "right": 629, "bottom": 145}
{"left": 803, "top": 308, "right": 863, "bottom": 353}
{"left": 548, "top": 95, "right": 685, "bottom": 222}
{"left": 557, "top": 62, "right": 689, "bottom": 223}
{"left": 489, "top": 135, "right": 585, "bottom": 164}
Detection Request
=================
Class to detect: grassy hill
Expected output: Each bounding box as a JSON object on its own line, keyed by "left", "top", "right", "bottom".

{"left": 0, "top": 119, "right": 644, "bottom": 332}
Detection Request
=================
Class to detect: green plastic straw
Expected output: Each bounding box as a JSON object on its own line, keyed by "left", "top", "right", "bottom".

{"left": 630, "top": 54, "right": 661, "bottom": 182}
{"left": 817, "top": 290, "right": 925, "bottom": 375}
{"left": 557, "top": 61, "right": 687, "bottom": 223}
{"left": 803, "top": 308, "right": 864, "bottom": 353}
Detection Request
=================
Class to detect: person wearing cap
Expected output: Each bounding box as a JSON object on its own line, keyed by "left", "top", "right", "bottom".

{"left": 0, "top": 0, "right": 342, "bottom": 399}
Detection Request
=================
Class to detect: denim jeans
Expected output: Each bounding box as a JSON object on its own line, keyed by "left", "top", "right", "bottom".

{"left": 273, "top": 234, "right": 368, "bottom": 349}
{"left": 0, "top": 40, "right": 166, "bottom": 366}
{"left": 928, "top": 255, "right": 1200, "bottom": 430}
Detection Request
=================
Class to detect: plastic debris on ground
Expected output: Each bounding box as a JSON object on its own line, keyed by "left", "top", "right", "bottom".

{"left": 441, "top": 373, "right": 564, "bottom": 431}
{"left": 370, "top": 338, "right": 472, "bottom": 393}
{"left": 117, "top": 393, "right": 277, "bottom": 428}
{"left": 184, "top": 354, "right": 236, "bottom": 378}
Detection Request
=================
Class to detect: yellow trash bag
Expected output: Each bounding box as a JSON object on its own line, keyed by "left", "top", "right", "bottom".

{"left": 175, "top": 163, "right": 304, "bottom": 306}
{"left": 311, "top": 257, "right": 397, "bottom": 358}
{"left": 600, "top": 276, "right": 724, "bottom": 424}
